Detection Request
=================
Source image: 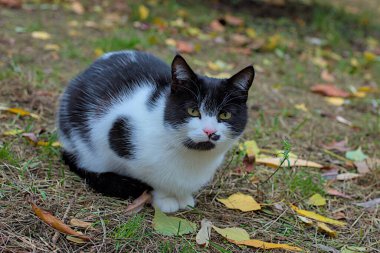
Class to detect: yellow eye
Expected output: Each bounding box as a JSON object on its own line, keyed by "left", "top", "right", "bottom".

{"left": 187, "top": 108, "right": 201, "bottom": 117}
{"left": 219, "top": 112, "right": 231, "bottom": 120}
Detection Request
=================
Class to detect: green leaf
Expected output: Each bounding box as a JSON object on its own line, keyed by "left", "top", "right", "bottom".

{"left": 341, "top": 246, "right": 366, "bottom": 253}
{"left": 153, "top": 206, "right": 196, "bottom": 236}
{"left": 212, "top": 226, "right": 250, "bottom": 241}
{"left": 345, "top": 147, "right": 368, "bottom": 162}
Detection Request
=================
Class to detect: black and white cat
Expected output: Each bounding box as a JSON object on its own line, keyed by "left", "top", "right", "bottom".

{"left": 58, "top": 50, "right": 254, "bottom": 212}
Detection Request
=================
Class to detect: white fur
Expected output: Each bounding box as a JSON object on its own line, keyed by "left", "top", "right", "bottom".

{"left": 60, "top": 83, "right": 237, "bottom": 212}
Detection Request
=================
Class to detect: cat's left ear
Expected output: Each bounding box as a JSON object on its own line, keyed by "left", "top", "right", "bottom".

{"left": 171, "top": 55, "right": 196, "bottom": 86}
{"left": 228, "top": 66, "right": 255, "bottom": 91}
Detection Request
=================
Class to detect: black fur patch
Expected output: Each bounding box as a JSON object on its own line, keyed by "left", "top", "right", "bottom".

{"left": 183, "top": 139, "right": 215, "bottom": 150}
{"left": 62, "top": 151, "right": 152, "bottom": 198}
{"left": 109, "top": 117, "right": 136, "bottom": 159}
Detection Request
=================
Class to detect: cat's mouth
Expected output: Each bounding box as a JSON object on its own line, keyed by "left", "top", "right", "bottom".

{"left": 183, "top": 139, "right": 215, "bottom": 151}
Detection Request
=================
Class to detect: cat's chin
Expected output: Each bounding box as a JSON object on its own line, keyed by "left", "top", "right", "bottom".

{"left": 183, "top": 139, "right": 215, "bottom": 151}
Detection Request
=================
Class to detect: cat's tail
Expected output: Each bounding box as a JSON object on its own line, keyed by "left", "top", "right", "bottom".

{"left": 62, "top": 151, "right": 152, "bottom": 199}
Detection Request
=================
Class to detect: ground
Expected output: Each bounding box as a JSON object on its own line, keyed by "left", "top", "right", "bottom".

{"left": 0, "top": 0, "right": 379, "bottom": 252}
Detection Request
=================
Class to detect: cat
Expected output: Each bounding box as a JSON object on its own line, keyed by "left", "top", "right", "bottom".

{"left": 58, "top": 50, "right": 254, "bottom": 212}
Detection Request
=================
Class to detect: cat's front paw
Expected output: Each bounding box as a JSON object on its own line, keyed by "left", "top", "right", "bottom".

{"left": 152, "top": 191, "right": 180, "bottom": 213}
{"left": 177, "top": 195, "right": 195, "bottom": 210}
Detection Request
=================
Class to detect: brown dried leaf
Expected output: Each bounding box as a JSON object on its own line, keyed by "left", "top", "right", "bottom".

{"left": 326, "top": 188, "right": 352, "bottom": 199}
{"left": 354, "top": 161, "right": 370, "bottom": 174}
{"left": 29, "top": 200, "right": 91, "bottom": 241}
{"left": 311, "top": 84, "right": 350, "bottom": 98}
{"left": 231, "top": 34, "right": 250, "bottom": 46}
{"left": 224, "top": 14, "right": 244, "bottom": 26}
{"left": 176, "top": 41, "right": 194, "bottom": 54}
{"left": 322, "top": 140, "right": 350, "bottom": 152}
{"left": 321, "top": 70, "right": 335, "bottom": 82}
{"left": 336, "top": 173, "right": 361, "bottom": 181}
{"left": 256, "top": 157, "right": 323, "bottom": 168}
{"left": 71, "top": 1, "right": 84, "bottom": 15}
{"left": 0, "top": 0, "right": 21, "bottom": 8}
{"left": 209, "top": 20, "right": 225, "bottom": 32}
{"left": 125, "top": 190, "right": 152, "bottom": 215}
{"left": 70, "top": 219, "right": 93, "bottom": 229}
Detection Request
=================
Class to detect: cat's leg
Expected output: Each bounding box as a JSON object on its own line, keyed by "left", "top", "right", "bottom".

{"left": 152, "top": 190, "right": 180, "bottom": 213}
{"left": 177, "top": 194, "right": 195, "bottom": 210}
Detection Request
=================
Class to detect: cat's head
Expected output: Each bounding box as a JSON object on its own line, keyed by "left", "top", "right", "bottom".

{"left": 164, "top": 55, "right": 254, "bottom": 151}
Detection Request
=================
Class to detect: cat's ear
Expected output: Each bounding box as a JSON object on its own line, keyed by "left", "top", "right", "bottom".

{"left": 228, "top": 66, "right": 255, "bottom": 91}
{"left": 171, "top": 55, "right": 196, "bottom": 88}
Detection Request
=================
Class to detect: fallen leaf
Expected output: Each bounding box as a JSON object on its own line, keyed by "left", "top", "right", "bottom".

{"left": 31, "top": 31, "right": 51, "bottom": 40}
{"left": 326, "top": 188, "right": 352, "bottom": 199}
{"left": 138, "top": 5, "right": 149, "bottom": 20}
{"left": 256, "top": 157, "right": 323, "bottom": 168}
{"left": 44, "top": 44, "right": 60, "bottom": 51}
{"left": 232, "top": 239, "right": 302, "bottom": 252}
{"left": 29, "top": 200, "right": 90, "bottom": 240}
{"left": 152, "top": 206, "right": 196, "bottom": 236}
{"left": 262, "top": 34, "right": 282, "bottom": 51}
{"left": 321, "top": 166, "right": 339, "bottom": 180}
{"left": 290, "top": 205, "right": 346, "bottom": 227}
{"left": 363, "top": 51, "right": 377, "bottom": 63}
{"left": 217, "top": 192, "right": 261, "bottom": 212}
{"left": 94, "top": 48, "right": 104, "bottom": 58}
{"left": 66, "top": 235, "right": 86, "bottom": 244}
{"left": 294, "top": 103, "right": 308, "bottom": 112}
{"left": 308, "top": 194, "right": 326, "bottom": 206}
{"left": 345, "top": 147, "right": 368, "bottom": 161}
{"left": 70, "top": 219, "right": 92, "bottom": 230}
{"left": 325, "top": 97, "right": 345, "bottom": 106}
{"left": 321, "top": 70, "right": 335, "bottom": 82}
{"left": 366, "top": 158, "right": 380, "bottom": 171}
{"left": 22, "top": 133, "right": 60, "bottom": 147}
{"left": 311, "top": 84, "right": 350, "bottom": 98}
{"left": 322, "top": 140, "right": 350, "bottom": 152}
{"left": 209, "top": 19, "right": 225, "bottom": 32}
{"left": 71, "top": 1, "right": 84, "bottom": 15}
{"left": 125, "top": 190, "right": 152, "bottom": 215}
{"left": 224, "top": 14, "right": 244, "bottom": 26}
{"left": 336, "top": 173, "right": 361, "bottom": 181}
{"left": 196, "top": 219, "right": 212, "bottom": 247}
{"left": 0, "top": 0, "right": 22, "bottom": 8}
{"left": 2, "top": 129, "right": 24, "bottom": 136}
{"left": 245, "top": 27, "right": 257, "bottom": 39}
{"left": 315, "top": 244, "right": 340, "bottom": 253}
{"left": 176, "top": 41, "right": 194, "bottom": 54}
{"left": 354, "top": 198, "right": 380, "bottom": 208}
{"left": 207, "top": 60, "right": 233, "bottom": 72}
{"left": 212, "top": 226, "right": 249, "bottom": 241}
{"left": 0, "top": 107, "right": 40, "bottom": 119}
{"left": 297, "top": 215, "right": 313, "bottom": 225}
{"left": 341, "top": 246, "right": 366, "bottom": 253}
{"left": 354, "top": 161, "right": 370, "bottom": 174}
{"left": 231, "top": 34, "right": 250, "bottom": 46}
{"left": 317, "top": 222, "right": 337, "bottom": 238}
{"left": 242, "top": 140, "right": 260, "bottom": 158}
{"left": 336, "top": 116, "right": 353, "bottom": 127}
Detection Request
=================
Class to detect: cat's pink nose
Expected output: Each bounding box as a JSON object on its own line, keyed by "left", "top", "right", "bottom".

{"left": 203, "top": 128, "right": 216, "bottom": 137}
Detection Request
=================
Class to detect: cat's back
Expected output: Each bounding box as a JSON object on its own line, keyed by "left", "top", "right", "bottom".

{"left": 58, "top": 51, "right": 171, "bottom": 151}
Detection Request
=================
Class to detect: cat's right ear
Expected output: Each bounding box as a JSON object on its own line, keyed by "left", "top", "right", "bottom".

{"left": 171, "top": 55, "right": 196, "bottom": 92}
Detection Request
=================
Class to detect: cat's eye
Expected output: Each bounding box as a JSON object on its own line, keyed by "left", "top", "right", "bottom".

{"left": 187, "top": 108, "right": 201, "bottom": 117}
{"left": 219, "top": 112, "right": 231, "bottom": 120}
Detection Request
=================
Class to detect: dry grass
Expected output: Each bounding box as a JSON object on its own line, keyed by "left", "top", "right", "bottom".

{"left": 1, "top": 0, "right": 379, "bottom": 252}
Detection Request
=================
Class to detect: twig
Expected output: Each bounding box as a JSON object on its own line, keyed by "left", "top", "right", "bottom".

{"left": 51, "top": 193, "right": 77, "bottom": 247}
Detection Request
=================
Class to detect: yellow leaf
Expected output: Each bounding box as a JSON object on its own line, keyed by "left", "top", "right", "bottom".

{"left": 256, "top": 157, "right": 323, "bottom": 168}
{"left": 336, "top": 173, "right": 361, "bottom": 181}
{"left": 317, "top": 222, "right": 337, "bottom": 237}
{"left": 0, "top": 107, "right": 40, "bottom": 119}
{"left": 263, "top": 34, "right": 281, "bottom": 51}
{"left": 308, "top": 193, "right": 326, "bottom": 206}
{"left": 36, "top": 141, "right": 61, "bottom": 147}
{"left": 165, "top": 38, "right": 177, "bottom": 47}
{"left": 325, "top": 97, "right": 345, "bottom": 106}
{"left": 246, "top": 27, "right": 257, "bottom": 39}
{"left": 217, "top": 192, "right": 261, "bottom": 212}
{"left": 204, "top": 72, "right": 231, "bottom": 79}
{"left": 232, "top": 239, "right": 302, "bottom": 252}
{"left": 243, "top": 140, "right": 260, "bottom": 158}
{"left": 3, "top": 129, "right": 24, "bottom": 136}
{"left": 138, "top": 5, "right": 149, "bottom": 20}
{"left": 351, "top": 91, "right": 366, "bottom": 98}
{"left": 94, "top": 48, "right": 104, "bottom": 58}
{"left": 44, "top": 44, "right": 60, "bottom": 51}
{"left": 363, "top": 51, "right": 376, "bottom": 63}
{"left": 294, "top": 103, "right": 308, "bottom": 112}
{"left": 212, "top": 226, "right": 250, "bottom": 241}
{"left": 31, "top": 31, "right": 51, "bottom": 40}
{"left": 358, "top": 86, "right": 377, "bottom": 93}
{"left": 290, "top": 205, "right": 346, "bottom": 227}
